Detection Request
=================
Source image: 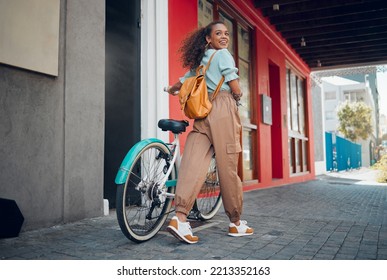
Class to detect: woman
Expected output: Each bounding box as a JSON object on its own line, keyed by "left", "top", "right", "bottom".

{"left": 165, "top": 21, "right": 253, "bottom": 244}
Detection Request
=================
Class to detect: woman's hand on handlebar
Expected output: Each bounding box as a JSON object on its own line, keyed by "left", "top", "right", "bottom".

{"left": 164, "top": 81, "right": 182, "bottom": 96}
{"left": 163, "top": 86, "right": 179, "bottom": 96}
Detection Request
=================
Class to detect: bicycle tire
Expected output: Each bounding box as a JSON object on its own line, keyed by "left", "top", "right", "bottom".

{"left": 116, "top": 142, "right": 176, "bottom": 243}
{"left": 194, "top": 154, "right": 222, "bottom": 220}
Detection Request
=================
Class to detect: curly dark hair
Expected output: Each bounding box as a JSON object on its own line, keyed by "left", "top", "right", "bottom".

{"left": 179, "top": 21, "right": 225, "bottom": 70}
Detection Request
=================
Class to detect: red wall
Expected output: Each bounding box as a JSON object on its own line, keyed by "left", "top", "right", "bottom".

{"left": 168, "top": 0, "right": 198, "bottom": 149}
{"left": 168, "top": 0, "right": 315, "bottom": 191}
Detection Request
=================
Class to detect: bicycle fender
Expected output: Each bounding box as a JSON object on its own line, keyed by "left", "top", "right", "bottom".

{"left": 115, "top": 138, "right": 169, "bottom": 185}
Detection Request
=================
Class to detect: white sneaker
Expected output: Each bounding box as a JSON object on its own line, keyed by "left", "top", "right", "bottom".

{"left": 228, "top": 220, "right": 254, "bottom": 237}
{"left": 166, "top": 216, "right": 199, "bottom": 244}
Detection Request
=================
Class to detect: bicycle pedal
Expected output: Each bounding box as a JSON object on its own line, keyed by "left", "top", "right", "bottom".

{"left": 187, "top": 211, "right": 200, "bottom": 220}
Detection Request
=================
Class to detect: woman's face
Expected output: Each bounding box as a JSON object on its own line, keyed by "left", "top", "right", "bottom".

{"left": 206, "top": 23, "right": 229, "bottom": 50}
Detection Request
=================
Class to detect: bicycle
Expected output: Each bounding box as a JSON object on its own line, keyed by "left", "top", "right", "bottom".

{"left": 115, "top": 119, "right": 222, "bottom": 243}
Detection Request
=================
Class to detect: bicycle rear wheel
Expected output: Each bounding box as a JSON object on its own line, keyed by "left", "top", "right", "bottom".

{"left": 193, "top": 154, "right": 222, "bottom": 220}
{"left": 116, "top": 142, "right": 176, "bottom": 243}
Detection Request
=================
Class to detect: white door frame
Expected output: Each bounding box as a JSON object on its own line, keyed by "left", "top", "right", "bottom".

{"left": 140, "top": 0, "right": 169, "bottom": 142}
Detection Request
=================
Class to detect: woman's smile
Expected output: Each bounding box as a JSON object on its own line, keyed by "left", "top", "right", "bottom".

{"left": 207, "top": 23, "right": 229, "bottom": 49}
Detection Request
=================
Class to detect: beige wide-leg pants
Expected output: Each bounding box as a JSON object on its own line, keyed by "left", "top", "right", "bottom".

{"left": 174, "top": 91, "right": 243, "bottom": 223}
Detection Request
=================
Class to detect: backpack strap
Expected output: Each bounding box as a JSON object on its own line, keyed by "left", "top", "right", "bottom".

{"left": 204, "top": 51, "right": 218, "bottom": 73}
{"left": 202, "top": 50, "right": 225, "bottom": 101}
{"left": 210, "top": 76, "right": 225, "bottom": 101}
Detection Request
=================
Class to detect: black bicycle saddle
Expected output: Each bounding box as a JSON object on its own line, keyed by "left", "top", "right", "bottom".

{"left": 158, "top": 119, "right": 189, "bottom": 134}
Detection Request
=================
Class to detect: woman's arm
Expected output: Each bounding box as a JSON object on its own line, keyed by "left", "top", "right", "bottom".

{"left": 164, "top": 81, "right": 183, "bottom": 96}
{"left": 228, "top": 79, "right": 243, "bottom": 101}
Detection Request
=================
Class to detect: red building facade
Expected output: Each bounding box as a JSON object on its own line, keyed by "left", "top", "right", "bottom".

{"left": 168, "top": 0, "right": 315, "bottom": 191}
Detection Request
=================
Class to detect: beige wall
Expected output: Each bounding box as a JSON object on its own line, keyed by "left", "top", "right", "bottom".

{"left": 0, "top": 0, "right": 60, "bottom": 76}
{"left": 0, "top": 0, "right": 105, "bottom": 230}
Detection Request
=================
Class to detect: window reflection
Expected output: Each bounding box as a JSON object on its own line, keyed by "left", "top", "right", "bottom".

{"left": 242, "top": 129, "right": 253, "bottom": 180}
{"left": 238, "top": 59, "right": 250, "bottom": 121}
{"left": 238, "top": 25, "right": 250, "bottom": 61}
{"left": 198, "top": 0, "right": 213, "bottom": 27}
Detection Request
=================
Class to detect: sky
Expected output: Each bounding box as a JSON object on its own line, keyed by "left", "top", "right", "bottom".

{"left": 377, "top": 70, "right": 387, "bottom": 116}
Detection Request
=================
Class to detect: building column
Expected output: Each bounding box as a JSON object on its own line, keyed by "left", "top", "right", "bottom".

{"left": 141, "top": 0, "right": 169, "bottom": 142}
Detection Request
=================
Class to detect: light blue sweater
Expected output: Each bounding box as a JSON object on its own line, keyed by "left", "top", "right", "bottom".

{"left": 179, "top": 48, "right": 239, "bottom": 92}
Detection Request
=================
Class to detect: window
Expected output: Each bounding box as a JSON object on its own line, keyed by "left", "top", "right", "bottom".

{"left": 325, "top": 111, "right": 335, "bottom": 120}
{"left": 198, "top": 0, "right": 257, "bottom": 181}
{"left": 286, "top": 67, "right": 308, "bottom": 174}
{"left": 325, "top": 91, "right": 336, "bottom": 100}
{"left": 343, "top": 89, "right": 366, "bottom": 103}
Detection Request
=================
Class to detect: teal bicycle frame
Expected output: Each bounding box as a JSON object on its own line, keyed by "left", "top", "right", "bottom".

{"left": 115, "top": 135, "right": 181, "bottom": 194}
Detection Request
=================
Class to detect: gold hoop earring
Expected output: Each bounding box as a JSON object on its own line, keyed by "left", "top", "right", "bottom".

{"left": 205, "top": 41, "right": 211, "bottom": 49}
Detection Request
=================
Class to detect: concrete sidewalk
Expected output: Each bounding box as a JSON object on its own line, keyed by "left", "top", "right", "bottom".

{"left": 1, "top": 168, "right": 387, "bottom": 260}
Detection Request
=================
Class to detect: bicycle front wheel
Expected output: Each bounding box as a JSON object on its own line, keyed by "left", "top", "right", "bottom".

{"left": 194, "top": 154, "right": 222, "bottom": 220}
{"left": 116, "top": 142, "right": 176, "bottom": 243}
